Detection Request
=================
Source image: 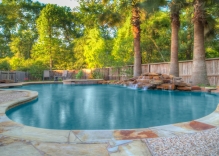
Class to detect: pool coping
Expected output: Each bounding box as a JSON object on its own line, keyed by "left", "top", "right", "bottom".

{"left": 0, "top": 84, "right": 219, "bottom": 142}
{"left": 0, "top": 83, "right": 219, "bottom": 145}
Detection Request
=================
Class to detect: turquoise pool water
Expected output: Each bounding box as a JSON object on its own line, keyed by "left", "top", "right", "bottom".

{"left": 6, "top": 84, "right": 219, "bottom": 130}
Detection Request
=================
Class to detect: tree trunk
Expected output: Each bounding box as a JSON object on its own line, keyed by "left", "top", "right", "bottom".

{"left": 50, "top": 55, "right": 52, "bottom": 71}
{"left": 186, "top": 40, "right": 193, "bottom": 60}
{"left": 191, "top": 0, "right": 209, "bottom": 85}
{"left": 132, "top": 7, "right": 141, "bottom": 77}
{"left": 169, "top": 12, "right": 179, "bottom": 77}
{"left": 49, "top": 25, "right": 52, "bottom": 71}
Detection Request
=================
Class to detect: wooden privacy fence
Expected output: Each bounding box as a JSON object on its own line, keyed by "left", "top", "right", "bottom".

{"left": 43, "top": 58, "right": 219, "bottom": 86}
{"left": 91, "top": 58, "right": 219, "bottom": 86}
{"left": 0, "top": 71, "right": 27, "bottom": 82}
{"left": 1, "top": 58, "right": 219, "bottom": 85}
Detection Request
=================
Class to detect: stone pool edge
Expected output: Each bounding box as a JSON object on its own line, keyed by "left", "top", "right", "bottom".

{"left": 0, "top": 89, "right": 219, "bottom": 144}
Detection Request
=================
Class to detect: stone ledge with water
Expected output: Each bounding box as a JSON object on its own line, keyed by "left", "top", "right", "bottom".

{"left": 100, "top": 72, "right": 203, "bottom": 91}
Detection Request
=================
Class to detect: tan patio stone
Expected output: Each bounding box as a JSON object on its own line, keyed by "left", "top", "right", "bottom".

{"left": 109, "top": 140, "right": 152, "bottom": 156}
{"left": 150, "top": 128, "right": 176, "bottom": 137}
{"left": 73, "top": 130, "right": 114, "bottom": 143}
{"left": 113, "top": 129, "right": 158, "bottom": 140}
{"left": 0, "top": 121, "right": 23, "bottom": 133}
{"left": 174, "top": 121, "right": 215, "bottom": 131}
{"left": 32, "top": 142, "right": 108, "bottom": 156}
{"left": 151, "top": 124, "right": 196, "bottom": 135}
{"left": 0, "top": 136, "right": 41, "bottom": 156}
{"left": 196, "top": 112, "right": 219, "bottom": 126}
{"left": 2, "top": 126, "right": 70, "bottom": 143}
{"left": 68, "top": 131, "right": 80, "bottom": 143}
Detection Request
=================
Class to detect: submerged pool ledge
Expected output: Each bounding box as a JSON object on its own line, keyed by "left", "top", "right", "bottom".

{"left": 0, "top": 89, "right": 219, "bottom": 155}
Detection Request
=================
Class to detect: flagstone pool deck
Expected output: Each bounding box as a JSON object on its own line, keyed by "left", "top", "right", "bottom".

{"left": 0, "top": 83, "right": 219, "bottom": 155}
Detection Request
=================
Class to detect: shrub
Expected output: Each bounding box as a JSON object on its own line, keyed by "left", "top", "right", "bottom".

{"left": 76, "top": 70, "right": 83, "bottom": 79}
{"left": 91, "top": 70, "right": 103, "bottom": 79}
{"left": 0, "top": 60, "right": 10, "bottom": 71}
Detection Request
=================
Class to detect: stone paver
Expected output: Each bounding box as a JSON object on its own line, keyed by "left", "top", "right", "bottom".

{"left": 2, "top": 126, "right": 71, "bottom": 143}
{"left": 0, "top": 135, "right": 41, "bottom": 156}
{"left": 109, "top": 140, "right": 152, "bottom": 156}
{"left": 32, "top": 142, "right": 108, "bottom": 156}
{"left": 72, "top": 130, "right": 114, "bottom": 143}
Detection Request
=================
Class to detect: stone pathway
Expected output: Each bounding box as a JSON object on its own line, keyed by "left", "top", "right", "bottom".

{"left": 0, "top": 89, "right": 219, "bottom": 155}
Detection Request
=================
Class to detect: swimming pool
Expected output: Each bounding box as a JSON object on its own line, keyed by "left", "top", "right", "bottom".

{"left": 6, "top": 84, "right": 219, "bottom": 130}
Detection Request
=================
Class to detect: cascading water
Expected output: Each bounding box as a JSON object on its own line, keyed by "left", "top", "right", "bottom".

{"left": 142, "top": 86, "right": 148, "bottom": 90}
{"left": 128, "top": 84, "right": 138, "bottom": 89}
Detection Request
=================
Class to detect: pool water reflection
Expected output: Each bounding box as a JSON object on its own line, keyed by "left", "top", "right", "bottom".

{"left": 6, "top": 84, "right": 219, "bottom": 130}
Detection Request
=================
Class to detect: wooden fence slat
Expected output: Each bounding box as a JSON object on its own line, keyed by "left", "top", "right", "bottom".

{"left": 2, "top": 58, "right": 219, "bottom": 85}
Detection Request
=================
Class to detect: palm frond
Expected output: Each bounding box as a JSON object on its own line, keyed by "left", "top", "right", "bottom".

{"left": 138, "top": 0, "right": 166, "bottom": 13}
{"left": 99, "top": 9, "right": 122, "bottom": 26}
{"left": 204, "top": 14, "right": 216, "bottom": 39}
{"left": 102, "top": 0, "right": 110, "bottom": 4}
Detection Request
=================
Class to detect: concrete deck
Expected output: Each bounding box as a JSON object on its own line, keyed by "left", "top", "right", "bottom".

{"left": 63, "top": 79, "right": 103, "bottom": 85}
{"left": 0, "top": 84, "right": 219, "bottom": 155}
{"left": 0, "top": 81, "right": 62, "bottom": 88}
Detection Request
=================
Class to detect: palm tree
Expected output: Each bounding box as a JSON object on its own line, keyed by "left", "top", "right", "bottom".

{"left": 132, "top": 3, "right": 141, "bottom": 76}
{"left": 169, "top": 0, "right": 185, "bottom": 77}
{"left": 101, "top": 0, "right": 165, "bottom": 77}
{"left": 191, "top": 0, "right": 211, "bottom": 85}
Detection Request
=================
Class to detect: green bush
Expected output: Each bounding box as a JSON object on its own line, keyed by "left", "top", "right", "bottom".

{"left": 27, "top": 61, "right": 47, "bottom": 81}
{"left": 76, "top": 70, "right": 83, "bottom": 79}
{"left": 91, "top": 70, "right": 103, "bottom": 79}
{"left": 0, "top": 60, "right": 10, "bottom": 71}
{"left": 120, "top": 68, "right": 133, "bottom": 78}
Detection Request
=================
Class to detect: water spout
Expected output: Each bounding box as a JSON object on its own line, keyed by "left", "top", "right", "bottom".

{"left": 142, "top": 86, "right": 148, "bottom": 90}
{"left": 128, "top": 84, "right": 138, "bottom": 89}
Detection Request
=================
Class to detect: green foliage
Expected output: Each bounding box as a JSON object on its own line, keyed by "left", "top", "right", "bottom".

{"left": 91, "top": 70, "right": 103, "bottom": 79}
{"left": 120, "top": 67, "right": 133, "bottom": 78}
{"left": 83, "top": 28, "right": 113, "bottom": 68}
{"left": 33, "top": 4, "right": 77, "bottom": 70}
{"left": 0, "top": 0, "right": 219, "bottom": 76}
{"left": 0, "top": 59, "right": 10, "bottom": 71}
{"left": 112, "top": 15, "right": 133, "bottom": 66}
{"left": 26, "top": 61, "right": 47, "bottom": 80}
{"left": 0, "top": 0, "right": 43, "bottom": 59}
{"left": 141, "top": 11, "right": 171, "bottom": 63}
{"left": 73, "top": 37, "right": 87, "bottom": 69}
{"left": 75, "top": 70, "right": 83, "bottom": 79}
{"left": 9, "top": 57, "right": 25, "bottom": 70}
{"left": 198, "top": 84, "right": 216, "bottom": 88}
{"left": 9, "top": 58, "right": 46, "bottom": 80}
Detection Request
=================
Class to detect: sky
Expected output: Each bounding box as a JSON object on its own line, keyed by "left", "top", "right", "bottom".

{"left": 35, "top": 0, "right": 79, "bottom": 8}
{"left": 0, "top": 0, "right": 79, "bottom": 8}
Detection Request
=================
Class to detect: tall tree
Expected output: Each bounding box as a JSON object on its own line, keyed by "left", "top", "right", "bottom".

{"left": 102, "top": 0, "right": 165, "bottom": 77}
{"left": 112, "top": 14, "right": 134, "bottom": 66}
{"left": 190, "top": 0, "right": 216, "bottom": 85}
{"left": 74, "top": 0, "right": 115, "bottom": 68}
{"left": 10, "top": 1, "right": 43, "bottom": 59}
{"left": 0, "top": 0, "right": 44, "bottom": 58}
{"left": 141, "top": 11, "right": 170, "bottom": 64}
{"left": 34, "top": 4, "right": 76, "bottom": 70}
{"left": 0, "top": 1, "right": 19, "bottom": 57}
{"left": 132, "top": 2, "right": 141, "bottom": 76}
{"left": 169, "top": 0, "right": 182, "bottom": 76}
{"left": 179, "top": 6, "right": 194, "bottom": 60}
